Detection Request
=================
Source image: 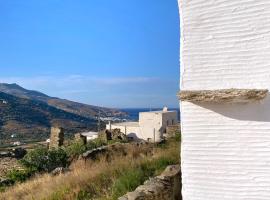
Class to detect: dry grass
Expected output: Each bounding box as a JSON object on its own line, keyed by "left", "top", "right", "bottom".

{"left": 0, "top": 140, "right": 179, "bottom": 200}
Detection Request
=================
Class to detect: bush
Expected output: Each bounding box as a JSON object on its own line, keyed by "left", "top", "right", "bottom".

{"left": 86, "top": 138, "right": 107, "bottom": 151}
{"left": 111, "top": 169, "right": 145, "bottom": 199}
{"left": 65, "top": 141, "right": 86, "bottom": 159}
{"left": 47, "top": 148, "right": 69, "bottom": 171}
{"left": 110, "top": 157, "right": 176, "bottom": 200}
{"left": 174, "top": 132, "right": 181, "bottom": 142}
{"left": 6, "top": 169, "right": 32, "bottom": 183}
{"left": 20, "top": 147, "right": 68, "bottom": 173}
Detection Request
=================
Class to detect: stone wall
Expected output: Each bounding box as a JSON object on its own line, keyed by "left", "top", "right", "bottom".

{"left": 165, "top": 125, "right": 180, "bottom": 138}
{"left": 118, "top": 165, "right": 181, "bottom": 200}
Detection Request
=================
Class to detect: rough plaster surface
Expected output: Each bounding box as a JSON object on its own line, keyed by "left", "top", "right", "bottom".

{"left": 179, "top": 0, "right": 270, "bottom": 91}
{"left": 178, "top": 0, "right": 270, "bottom": 199}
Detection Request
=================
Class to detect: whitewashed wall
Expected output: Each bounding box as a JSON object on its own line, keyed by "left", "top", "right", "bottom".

{"left": 179, "top": 0, "right": 270, "bottom": 199}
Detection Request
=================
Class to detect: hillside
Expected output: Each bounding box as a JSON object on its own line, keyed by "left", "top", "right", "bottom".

{"left": 0, "top": 83, "right": 126, "bottom": 119}
{"left": 0, "top": 137, "right": 180, "bottom": 200}
{"left": 0, "top": 92, "right": 98, "bottom": 144}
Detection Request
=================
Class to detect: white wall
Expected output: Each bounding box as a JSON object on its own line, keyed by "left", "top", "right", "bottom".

{"left": 139, "top": 112, "right": 163, "bottom": 141}
{"left": 179, "top": 0, "right": 270, "bottom": 90}
{"left": 139, "top": 112, "right": 178, "bottom": 142}
{"left": 179, "top": 0, "right": 270, "bottom": 199}
{"left": 107, "top": 111, "right": 178, "bottom": 142}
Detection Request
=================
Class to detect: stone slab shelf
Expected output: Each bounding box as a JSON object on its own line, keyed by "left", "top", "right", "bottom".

{"left": 178, "top": 89, "right": 268, "bottom": 103}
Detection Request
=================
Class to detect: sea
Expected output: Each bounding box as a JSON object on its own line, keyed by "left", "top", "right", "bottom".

{"left": 120, "top": 108, "right": 180, "bottom": 121}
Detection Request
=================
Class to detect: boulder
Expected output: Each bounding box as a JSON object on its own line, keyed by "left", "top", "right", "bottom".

{"left": 51, "top": 167, "right": 70, "bottom": 176}
{"left": 12, "top": 148, "right": 27, "bottom": 159}
{"left": 0, "top": 178, "right": 14, "bottom": 187}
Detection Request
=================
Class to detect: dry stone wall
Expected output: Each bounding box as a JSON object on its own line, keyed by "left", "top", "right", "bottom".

{"left": 118, "top": 165, "right": 181, "bottom": 200}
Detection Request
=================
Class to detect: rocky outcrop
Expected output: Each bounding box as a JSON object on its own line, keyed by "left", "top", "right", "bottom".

{"left": 0, "top": 148, "right": 27, "bottom": 159}
{"left": 179, "top": 89, "right": 268, "bottom": 103}
{"left": 50, "top": 167, "right": 70, "bottom": 176}
{"left": 0, "top": 157, "right": 22, "bottom": 178}
{"left": 80, "top": 146, "right": 109, "bottom": 161}
{"left": 119, "top": 165, "right": 181, "bottom": 200}
{"left": 0, "top": 178, "right": 14, "bottom": 187}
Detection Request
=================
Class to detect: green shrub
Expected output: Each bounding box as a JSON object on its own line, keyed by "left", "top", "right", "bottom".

{"left": 107, "top": 138, "right": 128, "bottom": 145}
{"left": 111, "top": 169, "right": 145, "bottom": 199}
{"left": 6, "top": 169, "right": 32, "bottom": 183}
{"left": 174, "top": 132, "right": 181, "bottom": 142}
{"left": 20, "top": 148, "right": 48, "bottom": 172}
{"left": 65, "top": 141, "right": 86, "bottom": 159}
{"left": 86, "top": 138, "right": 107, "bottom": 151}
{"left": 110, "top": 157, "right": 175, "bottom": 200}
{"left": 20, "top": 147, "right": 68, "bottom": 173}
{"left": 47, "top": 148, "right": 69, "bottom": 171}
{"left": 0, "top": 186, "right": 6, "bottom": 192}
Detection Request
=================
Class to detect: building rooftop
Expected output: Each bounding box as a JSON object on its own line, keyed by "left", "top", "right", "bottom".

{"left": 142, "top": 110, "right": 176, "bottom": 113}
{"left": 139, "top": 107, "right": 177, "bottom": 114}
{"left": 110, "top": 122, "right": 140, "bottom": 127}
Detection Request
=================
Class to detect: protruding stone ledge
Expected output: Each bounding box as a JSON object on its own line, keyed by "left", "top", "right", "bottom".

{"left": 178, "top": 89, "right": 268, "bottom": 103}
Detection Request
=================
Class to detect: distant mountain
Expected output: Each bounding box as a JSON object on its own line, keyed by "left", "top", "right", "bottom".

{"left": 0, "top": 91, "right": 97, "bottom": 143}
{"left": 0, "top": 83, "right": 126, "bottom": 144}
{"left": 0, "top": 83, "right": 125, "bottom": 119}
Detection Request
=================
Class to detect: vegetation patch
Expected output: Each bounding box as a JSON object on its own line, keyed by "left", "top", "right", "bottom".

{"left": 1, "top": 135, "right": 180, "bottom": 200}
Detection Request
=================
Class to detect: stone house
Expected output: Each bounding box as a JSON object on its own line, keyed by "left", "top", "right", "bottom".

{"left": 106, "top": 107, "right": 178, "bottom": 142}
{"left": 179, "top": 0, "right": 270, "bottom": 199}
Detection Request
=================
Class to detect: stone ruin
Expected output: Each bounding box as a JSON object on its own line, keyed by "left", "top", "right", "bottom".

{"left": 99, "top": 129, "right": 127, "bottom": 141}
{"left": 111, "top": 129, "right": 127, "bottom": 140}
{"left": 74, "top": 133, "right": 87, "bottom": 145}
{"left": 165, "top": 124, "right": 181, "bottom": 139}
{"left": 49, "top": 127, "right": 64, "bottom": 149}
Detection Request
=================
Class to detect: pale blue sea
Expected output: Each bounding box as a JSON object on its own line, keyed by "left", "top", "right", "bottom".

{"left": 120, "top": 108, "right": 180, "bottom": 121}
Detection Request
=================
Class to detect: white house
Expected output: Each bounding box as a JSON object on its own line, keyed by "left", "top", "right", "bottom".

{"left": 106, "top": 107, "right": 178, "bottom": 142}
{"left": 179, "top": 0, "right": 270, "bottom": 199}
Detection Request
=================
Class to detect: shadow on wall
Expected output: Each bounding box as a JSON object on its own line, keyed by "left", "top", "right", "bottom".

{"left": 192, "top": 93, "right": 270, "bottom": 122}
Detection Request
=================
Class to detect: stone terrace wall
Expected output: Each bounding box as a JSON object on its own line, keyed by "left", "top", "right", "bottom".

{"left": 118, "top": 165, "right": 181, "bottom": 200}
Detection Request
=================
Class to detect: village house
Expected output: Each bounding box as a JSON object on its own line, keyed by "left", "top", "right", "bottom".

{"left": 106, "top": 107, "right": 178, "bottom": 142}
{"left": 179, "top": 0, "right": 270, "bottom": 199}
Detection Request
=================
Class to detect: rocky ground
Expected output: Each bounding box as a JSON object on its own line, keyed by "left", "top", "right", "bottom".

{"left": 0, "top": 158, "right": 22, "bottom": 178}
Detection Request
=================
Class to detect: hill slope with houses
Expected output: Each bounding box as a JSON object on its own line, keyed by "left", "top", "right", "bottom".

{"left": 0, "top": 83, "right": 126, "bottom": 145}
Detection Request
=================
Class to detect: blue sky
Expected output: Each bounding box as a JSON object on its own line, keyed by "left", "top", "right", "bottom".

{"left": 0, "top": 0, "right": 180, "bottom": 108}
